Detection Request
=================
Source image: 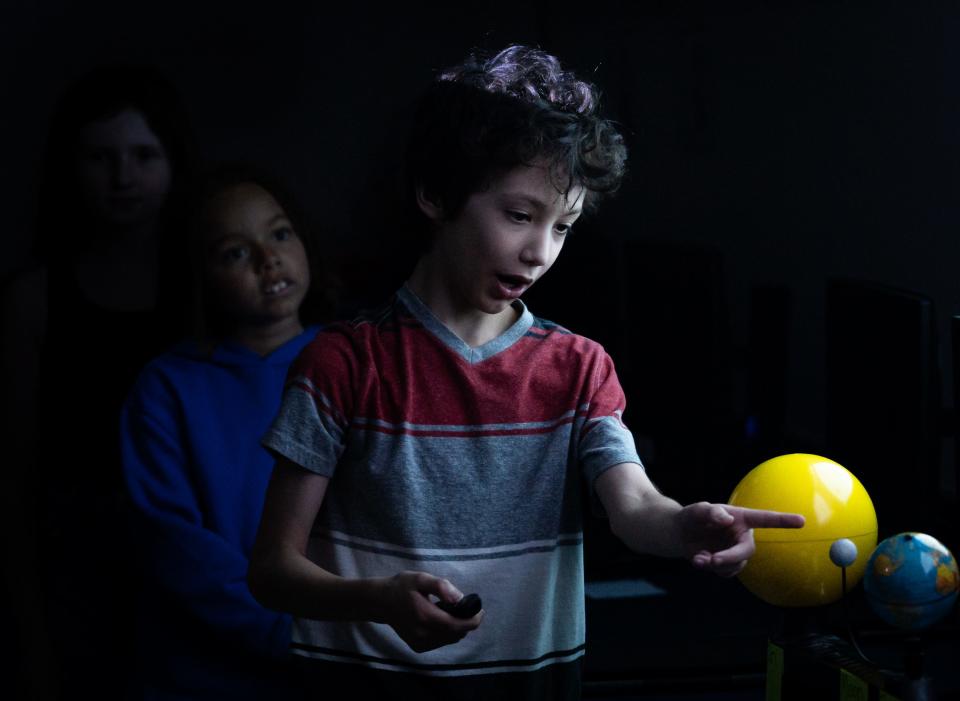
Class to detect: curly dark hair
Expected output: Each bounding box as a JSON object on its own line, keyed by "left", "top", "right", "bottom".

{"left": 406, "top": 45, "right": 627, "bottom": 232}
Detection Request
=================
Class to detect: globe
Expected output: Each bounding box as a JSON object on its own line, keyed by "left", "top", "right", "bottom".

{"left": 864, "top": 532, "right": 959, "bottom": 631}
{"left": 728, "top": 453, "right": 877, "bottom": 607}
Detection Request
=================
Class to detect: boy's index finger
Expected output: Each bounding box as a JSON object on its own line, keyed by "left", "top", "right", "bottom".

{"left": 732, "top": 507, "right": 805, "bottom": 529}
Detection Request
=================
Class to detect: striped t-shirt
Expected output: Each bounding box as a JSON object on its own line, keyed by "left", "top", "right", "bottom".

{"left": 262, "top": 285, "right": 642, "bottom": 696}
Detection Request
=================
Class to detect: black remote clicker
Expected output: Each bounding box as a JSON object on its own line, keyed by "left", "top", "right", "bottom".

{"left": 436, "top": 593, "right": 482, "bottom": 618}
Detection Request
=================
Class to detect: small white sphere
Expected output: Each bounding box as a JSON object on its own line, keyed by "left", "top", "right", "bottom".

{"left": 829, "top": 538, "right": 859, "bottom": 568}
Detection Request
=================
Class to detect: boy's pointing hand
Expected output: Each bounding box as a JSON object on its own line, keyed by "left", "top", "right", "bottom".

{"left": 679, "top": 503, "right": 805, "bottom": 578}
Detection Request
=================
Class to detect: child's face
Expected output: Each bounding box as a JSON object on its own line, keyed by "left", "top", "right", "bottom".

{"left": 424, "top": 163, "right": 584, "bottom": 317}
{"left": 75, "top": 108, "right": 172, "bottom": 228}
{"left": 202, "top": 182, "right": 310, "bottom": 331}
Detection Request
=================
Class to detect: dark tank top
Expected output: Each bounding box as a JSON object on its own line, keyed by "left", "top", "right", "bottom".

{"left": 37, "top": 262, "right": 178, "bottom": 698}
{"left": 38, "top": 262, "right": 170, "bottom": 502}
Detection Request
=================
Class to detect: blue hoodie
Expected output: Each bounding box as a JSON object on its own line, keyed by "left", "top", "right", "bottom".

{"left": 120, "top": 326, "right": 319, "bottom": 699}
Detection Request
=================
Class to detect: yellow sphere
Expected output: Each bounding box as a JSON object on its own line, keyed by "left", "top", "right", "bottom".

{"left": 728, "top": 453, "right": 877, "bottom": 607}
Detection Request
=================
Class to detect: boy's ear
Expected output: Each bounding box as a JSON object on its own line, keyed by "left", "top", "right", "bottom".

{"left": 415, "top": 184, "right": 444, "bottom": 222}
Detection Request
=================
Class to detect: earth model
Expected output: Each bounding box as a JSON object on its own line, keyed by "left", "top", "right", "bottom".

{"left": 864, "top": 532, "right": 958, "bottom": 631}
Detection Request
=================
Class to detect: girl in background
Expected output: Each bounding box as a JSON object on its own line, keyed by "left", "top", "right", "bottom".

{"left": 0, "top": 65, "right": 196, "bottom": 700}
{"left": 120, "top": 167, "right": 331, "bottom": 700}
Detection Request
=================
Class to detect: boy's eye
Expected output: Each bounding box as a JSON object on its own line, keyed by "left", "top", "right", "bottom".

{"left": 555, "top": 223, "right": 574, "bottom": 237}
{"left": 272, "top": 226, "right": 295, "bottom": 241}
{"left": 220, "top": 246, "right": 250, "bottom": 263}
{"left": 506, "top": 210, "right": 530, "bottom": 223}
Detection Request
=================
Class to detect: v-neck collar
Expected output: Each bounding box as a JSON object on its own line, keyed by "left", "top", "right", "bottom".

{"left": 397, "top": 285, "right": 533, "bottom": 365}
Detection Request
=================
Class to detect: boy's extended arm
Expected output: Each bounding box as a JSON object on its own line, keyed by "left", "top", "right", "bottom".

{"left": 248, "top": 457, "right": 482, "bottom": 653}
{"left": 594, "top": 462, "right": 804, "bottom": 577}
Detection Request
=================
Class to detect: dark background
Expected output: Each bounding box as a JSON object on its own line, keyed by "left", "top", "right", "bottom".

{"left": 3, "top": 1, "right": 959, "bottom": 695}
{"left": 5, "top": 0, "right": 960, "bottom": 473}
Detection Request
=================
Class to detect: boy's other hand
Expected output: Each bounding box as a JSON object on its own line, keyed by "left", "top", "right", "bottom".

{"left": 381, "top": 571, "right": 483, "bottom": 653}
{"left": 679, "top": 503, "right": 805, "bottom": 577}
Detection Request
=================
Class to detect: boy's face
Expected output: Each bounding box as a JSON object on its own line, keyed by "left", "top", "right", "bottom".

{"left": 424, "top": 163, "right": 584, "bottom": 318}
{"left": 202, "top": 182, "right": 310, "bottom": 331}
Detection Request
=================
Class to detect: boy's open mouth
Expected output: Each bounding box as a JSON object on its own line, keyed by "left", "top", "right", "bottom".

{"left": 496, "top": 273, "right": 532, "bottom": 291}
{"left": 264, "top": 279, "right": 292, "bottom": 296}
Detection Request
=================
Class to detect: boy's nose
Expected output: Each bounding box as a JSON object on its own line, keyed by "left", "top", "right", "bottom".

{"left": 519, "top": 230, "right": 552, "bottom": 267}
{"left": 259, "top": 246, "right": 282, "bottom": 270}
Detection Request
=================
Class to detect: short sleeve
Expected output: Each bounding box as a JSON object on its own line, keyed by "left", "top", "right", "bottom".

{"left": 578, "top": 350, "right": 643, "bottom": 495}
{"left": 261, "top": 326, "right": 358, "bottom": 477}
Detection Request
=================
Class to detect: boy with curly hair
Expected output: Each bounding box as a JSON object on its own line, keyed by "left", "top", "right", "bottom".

{"left": 249, "top": 45, "right": 802, "bottom": 699}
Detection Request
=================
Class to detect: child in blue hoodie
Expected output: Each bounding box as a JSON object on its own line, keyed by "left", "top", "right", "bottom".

{"left": 120, "top": 168, "right": 328, "bottom": 699}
